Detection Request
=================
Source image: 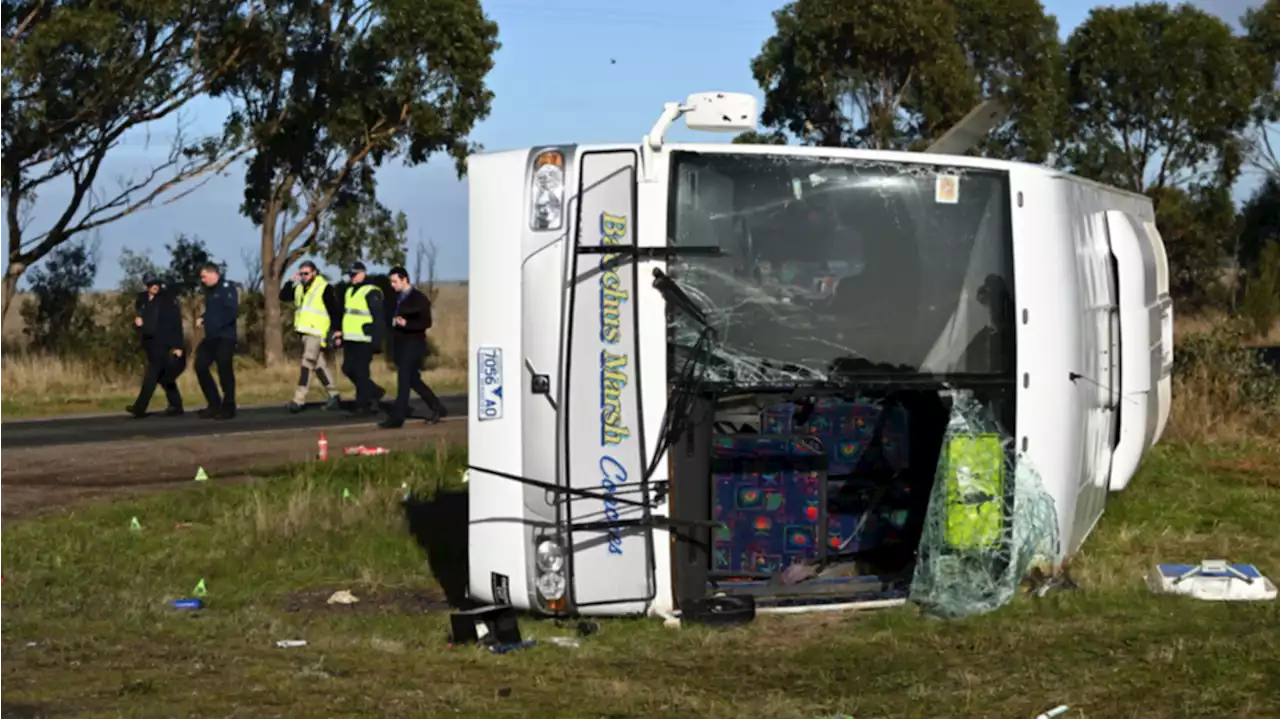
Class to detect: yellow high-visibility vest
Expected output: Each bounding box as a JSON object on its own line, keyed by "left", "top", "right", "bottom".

{"left": 293, "top": 276, "right": 330, "bottom": 341}
{"left": 342, "top": 284, "right": 378, "bottom": 342}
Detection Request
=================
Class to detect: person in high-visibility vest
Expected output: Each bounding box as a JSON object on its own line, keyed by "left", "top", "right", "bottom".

{"left": 279, "top": 260, "right": 342, "bottom": 413}
{"left": 333, "top": 261, "right": 386, "bottom": 416}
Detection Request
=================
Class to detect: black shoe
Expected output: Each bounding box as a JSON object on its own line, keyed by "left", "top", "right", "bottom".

{"left": 425, "top": 406, "right": 448, "bottom": 424}
{"left": 348, "top": 405, "right": 379, "bottom": 418}
{"left": 287, "top": 401, "right": 304, "bottom": 414}
{"left": 197, "top": 406, "right": 221, "bottom": 419}
{"left": 126, "top": 405, "right": 147, "bottom": 419}
{"left": 164, "top": 406, "right": 184, "bottom": 417}
{"left": 324, "top": 395, "right": 341, "bottom": 411}
{"left": 215, "top": 404, "right": 236, "bottom": 420}
{"left": 379, "top": 419, "right": 404, "bottom": 429}
{"left": 373, "top": 385, "right": 387, "bottom": 402}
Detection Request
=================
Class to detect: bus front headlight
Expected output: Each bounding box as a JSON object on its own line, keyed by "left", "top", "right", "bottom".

{"left": 536, "top": 539, "right": 565, "bottom": 573}
{"left": 534, "top": 536, "right": 567, "bottom": 606}
{"left": 530, "top": 150, "right": 564, "bottom": 232}
{"left": 535, "top": 571, "right": 566, "bottom": 601}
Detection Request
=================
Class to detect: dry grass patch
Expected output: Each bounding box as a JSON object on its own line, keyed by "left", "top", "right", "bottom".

{"left": 1, "top": 284, "right": 468, "bottom": 417}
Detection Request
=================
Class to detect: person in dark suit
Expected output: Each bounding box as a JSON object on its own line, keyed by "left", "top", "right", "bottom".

{"left": 194, "top": 263, "right": 239, "bottom": 419}
{"left": 126, "top": 274, "right": 186, "bottom": 418}
{"left": 381, "top": 266, "right": 448, "bottom": 429}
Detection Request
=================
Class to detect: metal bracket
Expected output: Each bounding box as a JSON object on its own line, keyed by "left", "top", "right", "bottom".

{"left": 524, "top": 359, "right": 556, "bottom": 411}
{"left": 1173, "top": 559, "right": 1254, "bottom": 585}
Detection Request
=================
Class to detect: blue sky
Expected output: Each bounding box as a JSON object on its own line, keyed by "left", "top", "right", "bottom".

{"left": 9, "top": 0, "right": 1266, "bottom": 288}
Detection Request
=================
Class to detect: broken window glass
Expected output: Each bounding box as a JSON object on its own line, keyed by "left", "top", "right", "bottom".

{"left": 909, "top": 391, "right": 1061, "bottom": 619}
{"left": 666, "top": 152, "right": 1016, "bottom": 389}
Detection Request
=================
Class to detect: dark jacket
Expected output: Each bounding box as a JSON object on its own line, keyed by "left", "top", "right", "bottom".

{"left": 389, "top": 287, "right": 433, "bottom": 341}
{"left": 135, "top": 289, "right": 184, "bottom": 350}
{"left": 337, "top": 281, "right": 386, "bottom": 348}
{"left": 280, "top": 278, "right": 342, "bottom": 336}
{"left": 201, "top": 279, "right": 239, "bottom": 342}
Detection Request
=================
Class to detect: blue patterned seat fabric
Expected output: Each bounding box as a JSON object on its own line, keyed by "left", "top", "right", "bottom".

{"left": 711, "top": 399, "right": 913, "bottom": 574}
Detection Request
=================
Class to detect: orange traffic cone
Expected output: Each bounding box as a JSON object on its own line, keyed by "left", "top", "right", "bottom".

{"left": 318, "top": 431, "right": 329, "bottom": 461}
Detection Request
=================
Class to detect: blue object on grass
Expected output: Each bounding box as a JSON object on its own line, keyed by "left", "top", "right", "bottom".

{"left": 488, "top": 640, "right": 537, "bottom": 655}
{"left": 1157, "top": 563, "right": 1262, "bottom": 580}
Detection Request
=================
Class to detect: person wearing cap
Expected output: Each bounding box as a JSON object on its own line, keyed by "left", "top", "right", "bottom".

{"left": 127, "top": 274, "right": 186, "bottom": 418}
{"left": 194, "top": 263, "right": 239, "bottom": 419}
{"left": 333, "top": 261, "right": 387, "bottom": 416}
{"left": 279, "top": 260, "right": 342, "bottom": 412}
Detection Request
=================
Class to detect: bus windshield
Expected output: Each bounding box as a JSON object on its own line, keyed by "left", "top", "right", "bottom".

{"left": 666, "top": 151, "right": 1015, "bottom": 388}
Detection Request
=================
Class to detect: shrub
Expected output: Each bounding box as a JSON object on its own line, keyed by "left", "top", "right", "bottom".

{"left": 1168, "top": 319, "right": 1280, "bottom": 441}
{"left": 1239, "top": 241, "right": 1280, "bottom": 339}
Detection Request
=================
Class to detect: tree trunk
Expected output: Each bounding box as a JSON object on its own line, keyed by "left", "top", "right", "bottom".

{"left": 1, "top": 262, "right": 26, "bottom": 331}
{"left": 260, "top": 220, "right": 286, "bottom": 366}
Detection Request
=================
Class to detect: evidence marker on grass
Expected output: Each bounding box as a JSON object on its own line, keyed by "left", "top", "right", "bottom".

{"left": 318, "top": 431, "right": 329, "bottom": 461}
{"left": 129, "top": 516, "right": 142, "bottom": 532}
{"left": 194, "top": 467, "right": 210, "bottom": 482}
{"left": 173, "top": 579, "right": 209, "bottom": 610}
{"left": 343, "top": 487, "right": 352, "bottom": 501}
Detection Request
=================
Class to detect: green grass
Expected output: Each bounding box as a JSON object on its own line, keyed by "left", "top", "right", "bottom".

{"left": 3, "top": 443, "right": 1280, "bottom": 718}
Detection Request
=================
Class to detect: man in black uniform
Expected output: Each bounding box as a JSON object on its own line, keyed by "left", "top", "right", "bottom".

{"left": 126, "top": 274, "right": 186, "bottom": 418}
{"left": 381, "top": 266, "right": 448, "bottom": 429}
{"left": 334, "top": 261, "right": 386, "bottom": 416}
{"left": 194, "top": 263, "right": 239, "bottom": 420}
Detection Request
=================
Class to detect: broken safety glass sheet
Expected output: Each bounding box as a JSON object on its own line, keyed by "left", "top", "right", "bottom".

{"left": 909, "top": 391, "right": 1060, "bottom": 619}
{"left": 666, "top": 152, "right": 1016, "bottom": 388}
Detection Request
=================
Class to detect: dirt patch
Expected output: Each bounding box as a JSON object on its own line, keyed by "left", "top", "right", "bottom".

{"left": 0, "top": 701, "right": 53, "bottom": 716}
{"left": 1, "top": 419, "right": 466, "bottom": 519}
{"left": 280, "top": 586, "right": 452, "bottom": 615}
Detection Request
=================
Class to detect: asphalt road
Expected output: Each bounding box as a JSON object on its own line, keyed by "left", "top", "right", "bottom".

{"left": 1, "top": 394, "right": 469, "bottom": 449}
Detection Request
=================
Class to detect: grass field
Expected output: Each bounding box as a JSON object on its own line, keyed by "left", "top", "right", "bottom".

{"left": 3, "top": 441, "right": 1279, "bottom": 718}
{"left": 0, "top": 285, "right": 468, "bottom": 418}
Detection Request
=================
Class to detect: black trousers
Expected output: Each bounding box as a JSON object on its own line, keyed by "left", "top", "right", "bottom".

{"left": 195, "top": 337, "right": 237, "bottom": 408}
{"left": 134, "top": 342, "right": 185, "bottom": 412}
{"left": 341, "top": 342, "right": 384, "bottom": 409}
{"left": 390, "top": 336, "right": 446, "bottom": 423}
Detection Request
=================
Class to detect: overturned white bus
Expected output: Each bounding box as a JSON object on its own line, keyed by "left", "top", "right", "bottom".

{"left": 465, "top": 92, "right": 1173, "bottom": 619}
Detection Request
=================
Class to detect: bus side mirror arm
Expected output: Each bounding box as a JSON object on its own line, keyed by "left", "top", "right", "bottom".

{"left": 641, "top": 102, "right": 686, "bottom": 182}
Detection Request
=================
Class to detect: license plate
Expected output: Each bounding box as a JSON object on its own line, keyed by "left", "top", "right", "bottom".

{"left": 477, "top": 346, "right": 504, "bottom": 421}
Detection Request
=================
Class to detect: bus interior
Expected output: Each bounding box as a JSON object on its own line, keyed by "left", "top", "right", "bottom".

{"left": 660, "top": 151, "right": 1025, "bottom": 610}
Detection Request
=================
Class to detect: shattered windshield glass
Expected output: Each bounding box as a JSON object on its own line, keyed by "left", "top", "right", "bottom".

{"left": 666, "top": 151, "right": 1016, "bottom": 387}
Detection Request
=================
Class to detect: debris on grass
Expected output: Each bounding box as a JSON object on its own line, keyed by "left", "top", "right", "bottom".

{"left": 1024, "top": 565, "right": 1079, "bottom": 598}
{"left": 275, "top": 639, "right": 308, "bottom": 648}
{"left": 326, "top": 589, "right": 359, "bottom": 605}
{"left": 344, "top": 445, "right": 391, "bottom": 456}
{"left": 448, "top": 605, "right": 522, "bottom": 646}
{"left": 1147, "top": 561, "right": 1278, "bottom": 601}
{"left": 487, "top": 640, "right": 537, "bottom": 655}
